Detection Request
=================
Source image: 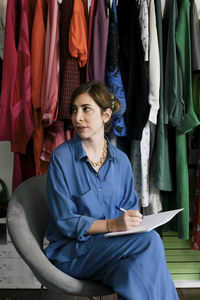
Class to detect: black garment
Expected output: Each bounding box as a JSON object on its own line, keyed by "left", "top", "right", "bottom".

{"left": 190, "top": 0, "right": 200, "bottom": 72}
{"left": 117, "top": 0, "right": 149, "bottom": 140}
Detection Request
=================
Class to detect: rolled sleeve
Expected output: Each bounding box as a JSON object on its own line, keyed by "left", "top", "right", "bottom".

{"left": 47, "top": 153, "right": 95, "bottom": 242}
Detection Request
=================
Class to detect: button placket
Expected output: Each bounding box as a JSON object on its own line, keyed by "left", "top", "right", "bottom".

{"left": 97, "top": 174, "right": 102, "bottom": 192}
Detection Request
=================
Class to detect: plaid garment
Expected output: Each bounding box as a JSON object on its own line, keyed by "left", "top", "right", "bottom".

{"left": 40, "top": 120, "right": 71, "bottom": 162}
{"left": 58, "top": 0, "right": 80, "bottom": 120}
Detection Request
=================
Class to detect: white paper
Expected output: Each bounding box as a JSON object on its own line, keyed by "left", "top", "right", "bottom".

{"left": 104, "top": 208, "right": 184, "bottom": 237}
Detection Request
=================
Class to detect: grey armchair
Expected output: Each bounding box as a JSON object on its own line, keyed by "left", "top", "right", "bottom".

{"left": 6, "top": 174, "right": 114, "bottom": 298}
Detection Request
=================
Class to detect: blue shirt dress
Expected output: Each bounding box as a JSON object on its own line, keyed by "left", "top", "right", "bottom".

{"left": 44, "top": 135, "right": 178, "bottom": 300}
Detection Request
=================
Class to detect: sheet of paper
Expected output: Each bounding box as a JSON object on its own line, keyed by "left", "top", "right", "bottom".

{"left": 104, "top": 208, "right": 184, "bottom": 237}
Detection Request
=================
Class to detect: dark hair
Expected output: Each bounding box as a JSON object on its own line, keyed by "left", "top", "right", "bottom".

{"left": 70, "top": 81, "right": 121, "bottom": 131}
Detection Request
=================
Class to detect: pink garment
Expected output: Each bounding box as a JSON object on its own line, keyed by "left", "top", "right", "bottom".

{"left": 88, "top": 0, "right": 109, "bottom": 83}
{"left": 0, "top": 0, "right": 35, "bottom": 154}
{"left": 40, "top": 120, "right": 71, "bottom": 162}
{"left": 41, "top": 0, "right": 59, "bottom": 127}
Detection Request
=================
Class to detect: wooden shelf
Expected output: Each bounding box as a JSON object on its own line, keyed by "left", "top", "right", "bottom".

{"left": 163, "top": 231, "right": 200, "bottom": 286}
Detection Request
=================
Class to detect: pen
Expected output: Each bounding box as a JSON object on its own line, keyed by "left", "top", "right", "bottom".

{"left": 115, "top": 205, "right": 127, "bottom": 212}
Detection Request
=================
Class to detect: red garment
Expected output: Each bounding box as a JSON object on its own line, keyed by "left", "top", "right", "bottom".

{"left": 31, "top": 0, "right": 48, "bottom": 175}
{"left": 40, "top": 120, "right": 71, "bottom": 162}
{"left": 0, "top": 0, "right": 36, "bottom": 154}
{"left": 31, "top": 0, "right": 48, "bottom": 110}
{"left": 12, "top": 140, "right": 35, "bottom": 192}
{"left": 191, "top": 135, "right": 200, "bottom": 250}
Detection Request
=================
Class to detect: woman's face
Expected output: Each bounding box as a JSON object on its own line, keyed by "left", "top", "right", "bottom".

{"left": 71, "top": 93, "right": 111, "bottom": 140}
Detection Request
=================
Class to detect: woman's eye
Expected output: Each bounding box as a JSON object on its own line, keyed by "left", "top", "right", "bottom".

{"left": 83, "top": 107, "right": 90, "bottom": 112}
{"left": 71, "top": 107, "right": 77, "bottom": 114}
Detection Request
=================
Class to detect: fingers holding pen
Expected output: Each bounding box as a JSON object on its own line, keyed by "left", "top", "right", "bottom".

{"left": 122, "top": 210, "right": 143, "bottom": 229}
{"left": 110, "top": 209, "right": 143, "bottom": 232}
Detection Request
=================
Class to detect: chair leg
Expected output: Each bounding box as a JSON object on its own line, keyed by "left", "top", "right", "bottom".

{"left": 38, "top": 284, "right": 44, "bottom": 300}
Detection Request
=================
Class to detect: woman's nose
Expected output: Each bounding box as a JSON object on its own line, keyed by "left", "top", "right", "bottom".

{"left": 75, "top": 109, "right": 83, "bottom": 122}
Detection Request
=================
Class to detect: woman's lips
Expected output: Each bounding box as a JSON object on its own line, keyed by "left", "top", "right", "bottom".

{"left": 76, "top": 126, "right": 88, "bottom": 131}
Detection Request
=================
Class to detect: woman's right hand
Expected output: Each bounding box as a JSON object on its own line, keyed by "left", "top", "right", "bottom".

{"left": 108, "top": 210, "right": 143, "bottom": 232}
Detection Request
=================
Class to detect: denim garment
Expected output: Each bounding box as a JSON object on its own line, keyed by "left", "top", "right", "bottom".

{"left": 44, "top": 134, "right": 179, "bottom": 300}
{"left": 44, "top": 134, "right": 138, "bottom": 262}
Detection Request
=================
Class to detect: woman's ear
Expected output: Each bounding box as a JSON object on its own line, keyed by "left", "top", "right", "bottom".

{"left": 103, "top": 108, "right": 112, "bottom": 123}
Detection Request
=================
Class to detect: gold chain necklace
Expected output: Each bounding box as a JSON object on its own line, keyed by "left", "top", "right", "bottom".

{"left": 89, "top": 139, "right": 108, "bottom": 168}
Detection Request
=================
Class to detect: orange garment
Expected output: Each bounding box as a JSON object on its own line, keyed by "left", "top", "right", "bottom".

{"left": 31, "top": 0, "right": 48, "bottom": 175}
{"left": 69, "top": 0, "right": 88, "bottom": 68}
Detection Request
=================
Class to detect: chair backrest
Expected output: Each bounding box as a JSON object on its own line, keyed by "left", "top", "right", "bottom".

{"left": 8, "top": 174, "right": 48, "bottom": 248}
{"left": 7, "top": 174, "right": 113, "bottom": 297}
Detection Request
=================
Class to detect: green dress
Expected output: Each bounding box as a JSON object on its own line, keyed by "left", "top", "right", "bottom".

{"left": 167, "top": 0, "right": 200, "bottom": 239}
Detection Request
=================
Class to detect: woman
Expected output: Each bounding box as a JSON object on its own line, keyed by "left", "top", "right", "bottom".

{"left": 44, "top": 81, "right": 178, "bottom": 300}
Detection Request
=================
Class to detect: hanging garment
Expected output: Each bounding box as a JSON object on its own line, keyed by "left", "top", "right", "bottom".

{"left": 58, "top": 0, "right": 80, "bottom": 120}
{"left": 87, "top": 0, "right": 109, "bottom": 83}
{"left": 40, "top": 0, "right": 59, "bottom": 128}
{"left": 154, "top": 0, "right": 177, "bottom": 192}
{"left": 40, "top": 120, "right": 70, "bottom": 163}
{"left": 163, "top": 0, "right": 184, "bottom": 128}
{"left": 31, "top": 0, "right": 48, "bottom": 175}
{"left": 176, "top": 0, "right": 200, "bottom": 135}
{"left": 175, "top": 0, "right": 199, "bottom": 239}
{"left": 191, "top": 134, "right": 200, "bottom": 249}
{"left": 190, "top": 1, "right": 200, "bottom": 122}
{"left": 0, "top": 58, "right": 2, "bottom": 94}
{"left": 0, "top": 0, "right": 36, "bottom": 154}
{"left": 190, "top": 0, "right": 200, "bottom": 72}
{"left": 106, "top": 0, "right": 127, "bottom": 137}
{"left": 143, "top": 124, "right": 162, "bottom": 215}
{"left": 12, "top": 140, "right": 35, "bottom": 192}
{"left": 163, "top": 0, "right": 200, "bottom": 240}
{"left": 148, "top": 0, "right": 160, "bottom": 125}
{"left": 191, "top": 3, "right": 200, "bottom": 124}
{"left": 117, "top": 0, "right": 149, "bottom": 140}
{"left": 0, "top": 0, "right": 7, "bottom": 59}
{"left": 131, "top": 121, "right": 161, "bottom": 212}
{"left": 190, "top": 1, "right": 200, "bottom": 249}
{"left": 131, "top": 140, "right": 142, "bottom": 209}
{"left": 136, "top": 0, "right": 149, "bottom": 62}
{"left": 192, "top": 73, "right": 200, "bottom": 119}
{"left": 86, "top": 0, "right": 95, "bottom": 82}
{"left": 68, "top": 0, "right": 88, "bottom": 68}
